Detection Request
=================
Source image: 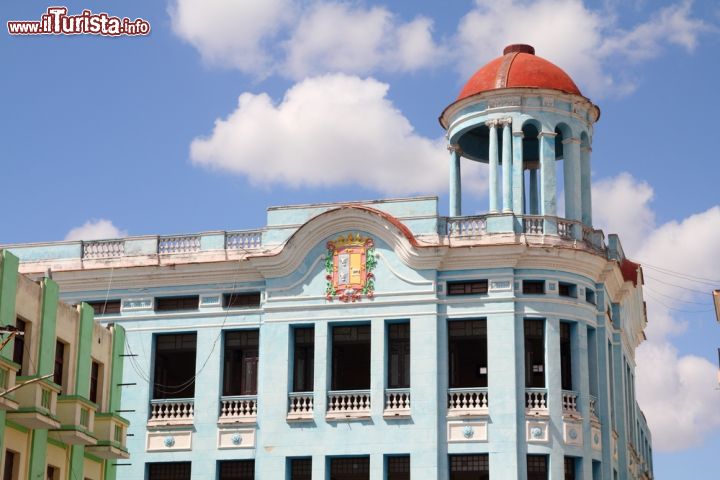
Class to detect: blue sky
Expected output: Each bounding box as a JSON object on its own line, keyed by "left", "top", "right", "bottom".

{"left": 2, "top": 1, "right": 719, "bottom": 477}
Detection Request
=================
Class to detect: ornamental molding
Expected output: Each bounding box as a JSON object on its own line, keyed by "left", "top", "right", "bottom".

{"left": 324, "top": 233, "right": 376, "bottom": 303}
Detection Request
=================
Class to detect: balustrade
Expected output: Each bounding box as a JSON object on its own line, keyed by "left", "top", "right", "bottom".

{"left": 525, "top": 388, "right": 548, "bottom": 414}
{"left": 557, "top": 219, "right": 575, "bottom": 239}
{"left": 287, "top": 392, "right": 313, "bottom": 420}
{"left": 326, "top": 390, "right": 371, "bottom": 419}
{"left": 562, "top": 390, "right": 579, "bottom": 415}
{"left": 590, "top": 395, "right": 599, "bottom": 421}
{"left": 384, "top": 389, "right": 410, "bottom": 417}
{"left": 148, "top": 398, "right": 194, "bottom": 426}
{"left": 158, "top": 235, "right": 201, "bottom": 254}
{"left": 522, "top": 216, "right": 544, "bottom": 234}
{"left": 83, "top": 240, "right": 125, "bottom": 259}
{"left": 219, "top": 395, "right": 257, "bottom": 423}
{"left": 226, "top": 231, "right": 263, "bottom": 250}
{"left": 447, "top": 388, "right": 489, "bottom": 416}
{"left": 446, "top": 216, "right": 487, "bottom": 237}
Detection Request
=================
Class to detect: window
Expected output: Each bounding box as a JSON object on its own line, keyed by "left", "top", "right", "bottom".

{"left": 449, "top": 454, "right": 489, "bottom": 480}
{"left": 46, "top": 465, "right": 59, "bottom": 480}
{"left": 330, "top": 457, "right": 369, "bottom": 480}
{"left": 289, "top": 458, "right": 311, "bottom": 480}
{"left": 218, "top": 460, "right": 254, "bottom": 480}
{"left": 292, "top": 327, "right": 314, "bottom": 393}
{"left": 86, "top": 299, "right": 121, "bottom": 315}
{"left": 331, "top": 325, "right": 371, "bottom": 391}
{"left": 449, "top": 320, "right": 487, "bottom": 388}
{"left": 585, "top": 288, "right": 596, "bottom": 304}
{"left": 523, "top": 280, "right": 545, "bottom": 294}
{"left": 152, "top": 333, "right": 197, "bottom": 399}
{"left": 89, "top": 361, "right": 102, "bottom": 404}
{"left": 223, "top": 292, "right": 261, "bottom": 308}
{"left": 54, "top": 340, "right": 66, "bottom": 387}
{"left": 154, "top": 296, "right": 199, "bottom": 312}
{"left": 147, "top": 462, "right": 191, "bottom": 480}
{"left": 12, "top": 319, "right": 25, "bottom": 375}
{"left": 447, "top": 280, "right": 488, "bottom": 296}
{"left": 223, "top": 330, "right": 259, "bottom": 396}
{"left": 558, "top": 282, "right": 577, "bottom": 298}
{"left": 560, "top": 323, "right": 573, "bottom": 391}
{"left": 3, "top": 450, "right": 18, "bottom": 480}
{"left": 527, "top": 455, "right": 548, "bottom": 480}
{"left": 387, "top": 455, "right": 410, "bottom": 480}
{"left": 388, "top": 323, "right": 410, "bottom": 389}
{"left": 564, "top": 457, "right": 577, "bottom": 480}
{"left": 524, "top": 320, "right": 545, "bottom": 388}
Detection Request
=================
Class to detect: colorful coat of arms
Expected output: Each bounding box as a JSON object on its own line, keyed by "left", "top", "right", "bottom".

{"left": 325, "top": 234, "right": 377, "bottom": 302}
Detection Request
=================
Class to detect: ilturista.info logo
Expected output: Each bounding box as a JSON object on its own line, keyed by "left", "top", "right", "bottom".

{"left": 7, "top": 7, "right": 150, "bottom": 36}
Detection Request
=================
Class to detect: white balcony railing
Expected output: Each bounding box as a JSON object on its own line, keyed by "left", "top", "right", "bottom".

{"left": 326, "top": 390, "right": 371, "bottom": 419}
{"left": 522, "top": 216, "right": 544, "bottom": 234}
{"left": 557, "top": 219, "right": 575, "bottom": 239}
{"left": 226, "top": 231, "right": 262, "bottom": 250}
{"left": 562, "top": 390, "right": 579, "bottom": 415}
{"left": 525, "top": 388, "right": 548, "bottom": 414}
{"left": 447, "top": 388, "right": 489, "bottom": 416}
{"left": 83, "top": 240, "right": 125, "bottom": 259}
{"left": 219, "top": 395, "right": 257, "bottom": 423}
{"left": 446, "top": 216, "right": 487, "bottom": 237}
{"left": 148, "top": 398, "right": 194, "bottom": 426}
{"left": 158, "top": 235, "right": 201, "bottom": 254}
{"left": 287, "top": 392, "right": 313, "bottom": 421}
{"left": 384, "top": 389, "right": 410, "bottom": 417}
{"left": 590, "top": 395, "right": 599, "bottom": 421}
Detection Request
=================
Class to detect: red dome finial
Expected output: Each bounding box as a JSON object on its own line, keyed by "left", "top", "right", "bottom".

{"left": 503, "top": 44, "right": 535, "bottom": 55}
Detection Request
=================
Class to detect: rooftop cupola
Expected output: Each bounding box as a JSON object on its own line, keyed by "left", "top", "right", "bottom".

{"left": 440, "top": 44, "right": 600, "bottom": 237}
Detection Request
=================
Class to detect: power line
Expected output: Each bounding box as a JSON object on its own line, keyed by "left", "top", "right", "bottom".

{"left": 639, "top": 262, "right": 720, "bottom": 286}
{"left": 644, "top": 274, "right": 715, "bottom": 296}
{"left": 643, "top": 289, "right": 714, "bottom": 314}
{"left": 643, "top": 285, "right": 714, "bottom": 306}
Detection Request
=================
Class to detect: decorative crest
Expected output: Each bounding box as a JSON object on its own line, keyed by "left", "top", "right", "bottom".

{"left": 325, "top": 234, "right": 377, "bottom": 302}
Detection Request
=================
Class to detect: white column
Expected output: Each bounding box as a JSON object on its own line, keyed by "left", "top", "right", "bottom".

{"left": 512, "top": 130, "right": 524, "bottom": 215}
{"left": 448, "top": 144, "right": 462, "bottom": 217}
{"left": 487, "top": 120, "right": 499, "bottom": 213}
{"left": 581, "top": 144, "right": 592, "bottom": 225}
{"left": 563, "top": 137, "right": 582, "bottom": 222}
{"left": 501, "top": 119, "right": 513, "bottom": 212}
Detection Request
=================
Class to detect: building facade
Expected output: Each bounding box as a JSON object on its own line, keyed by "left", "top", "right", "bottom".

{"left": 2, "top": 45, "right": 652, "bottom": 479}
{"left": 0, "top": 251, "right": 129, "bottom": 480}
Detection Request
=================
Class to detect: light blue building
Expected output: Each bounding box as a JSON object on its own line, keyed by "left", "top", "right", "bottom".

{"left": 3, "top": 45, "right": 652, "bottom": 479}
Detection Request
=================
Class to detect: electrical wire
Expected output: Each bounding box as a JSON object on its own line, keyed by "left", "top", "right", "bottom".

{"left": 642, "top": 284, "right": 714, "bottom": 306}
{"left": 644, "top": 273, "right": 715, "bottom": 296}
{"left": 638, "top": 261, "right": 720, "bottom": 286}
{"left": 642, "top": 289, "right": 714, "bottom": 314}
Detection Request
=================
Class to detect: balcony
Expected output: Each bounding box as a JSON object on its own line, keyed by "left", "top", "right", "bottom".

{"left": 447, "top": 388, "right": 488, "bottom": 417}
{"left": 148, "top": 398, "right": 194, "bottom": 427}
{"left": 326, "top": 390, "right": 371, "bottom": 420}
{"left": 49, "top": 395, "right": 97, "bottom": 445}
{"left": 589, "top": 394, "right": 600, "bottom": 422}
{"left": 218, "top": 395, "right": 257, "bottom": 424}
{"left": 525, "top": 388, "right": 548, "bottom": 416}
{"left": 7, "top": 376, "right": 61, "bottom": 429}
{"left": 287, "top": 392, "right": 313, "bottom": 421}
{"left": 384, "top": 389, "right": 411, "bottom": 418}
{"left": 0, "top": 358, "right": 20, "bottom": 411}
{"left": 86, "top": 413, "right": 130, "bottom": 460}
{"left": 561, "top": 390, "right": 580, "bottom": 418}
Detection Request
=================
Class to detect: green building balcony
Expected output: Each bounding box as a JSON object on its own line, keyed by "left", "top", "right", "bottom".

{"left": 86, "top": 413, "right": 130, "bottom": 460}
{"left": 0, "top": 358, "right": 20, "bottom": 411}
{"left": 7, "top": 376, "right": 61, "bottom": 429}
{"left": 49, "top": 395, "right": 98, "bottom": 445}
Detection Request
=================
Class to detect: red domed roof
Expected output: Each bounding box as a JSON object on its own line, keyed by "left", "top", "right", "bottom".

{"left": 457, "top": 44, "right": 581, "bottom": 100}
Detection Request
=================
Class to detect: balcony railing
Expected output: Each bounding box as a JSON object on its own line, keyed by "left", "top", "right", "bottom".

{"left": 447, "top": 388, "right": 489, "bottom": 416}
{"left": 148, "top": 398, "right": 194, "bottom": 426}
{"left": 326, "top": 390, "right": 371, "bottom": 420}
{"left": 446, "top": 216, "right": 487, "bottom": 237}
{"left": 287, "top": 392, "right": 313, "bottom": 421}
{"left": 562, "top": 390, "right": 579, "bottom": 415}
{"left": 589, "top": 394, "right": 599, "bottom": 421}
{"left": 8, "top": 377, "right": 61, "bottom": 429}
{"left": 49, "top": 395, "right": 97, "bottom": 445}
{"left": 525, "top": 388, "right": 548, "bottom": 415}
{"left": 0, "top": 358, "right": 19, "bottom": 411}
{"left": 83, "top": 239, "right": 125, "bottom": 259}
{"left": 557, "top": 219, "right": 574, "bottom": 239}
{"left": 523, "top": 216, "right": 544, "bottom": 234}
{"left": 227, "top": 231, "right": 262, "bottom": 250}
{"left": 158, "top": 235, "right": 201, "bottom": 254}
{"left": 219, "top": 395, "right": 257, "bottom": 424}
{"left": 384, "top": 389, "right": 410, "bottom": 417}
{"left": 87, "top": 413, "right": 130, "bottom": 459}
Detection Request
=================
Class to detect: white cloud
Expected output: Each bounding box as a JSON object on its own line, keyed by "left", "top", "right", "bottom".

{"left": 284, "top": 3, "right": 441, "bottom": 78}
{"left": 455, "top": 0, "right": 708, "bottom": 96}
{"left": 168, "top": 0, "right": 293, "bottom": 75}
{"left": 190, "top": 74, "right": 486, "bottom": 195}
{"left": 593, "top": 173, "right": 720, "bottom": 451}
{"left": 169, "top": 0, "right": 441, "bottom": 78}
{"left": 65, "top": 219, "right": 127, "bottom": 241}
